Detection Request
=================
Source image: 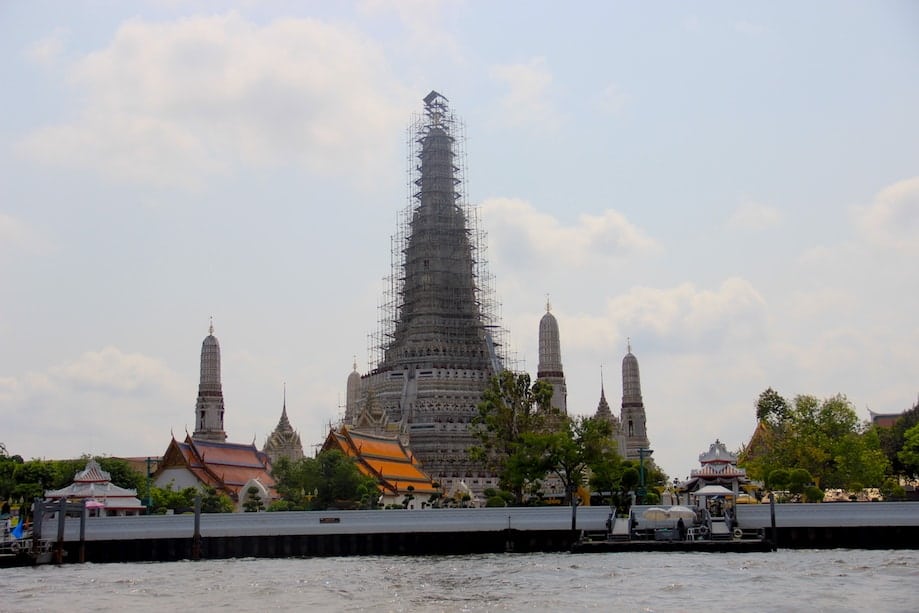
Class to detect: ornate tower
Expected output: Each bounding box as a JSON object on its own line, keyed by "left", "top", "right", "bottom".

{"left": 537, "top": 298, "right": 567, "bottom": 414}
{"left": 620, "top": 340, "right": 650, "bottom": 460}
{"left": 594, "top": 368, "right": 626, "bottom": 458}
{"left": 193, "top": 321, "right": 226, "bottom": 442}
{"left": 263, "top": 385, "right": 304, "bottom": 465}
{"left": 356, "top": 91, "right": 506, "bottom": 495}
{"left": 345, "top": 359, "right": 361, "bottom": 424}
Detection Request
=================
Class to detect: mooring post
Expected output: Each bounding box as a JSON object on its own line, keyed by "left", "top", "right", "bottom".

{"left": 55, "top": 496, "right": 66, "bottom": 564}
{"left": 192, "top": 494, "right": 202, "bottom": 560}
{"left": 769, "top": 492, "right": 777, "bottom": 551}
{"left": 79, "top": 499, "right": 87, "bottom": 563}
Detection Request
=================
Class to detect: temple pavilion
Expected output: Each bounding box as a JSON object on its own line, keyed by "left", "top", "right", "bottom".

{"left": 44, "top": 459, "right": 146, "bottom": 517}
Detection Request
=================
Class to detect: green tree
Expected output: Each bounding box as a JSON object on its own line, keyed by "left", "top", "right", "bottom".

{"left": 527, "top": 416, "right": 620, "bottom": 506}
{"left": 200, "top": 485, "right": 234, "bottom": 513}
{"left": 897, "top": 423, "right": 919, "bottom": 476}
{"left": 877, "top": 400, "right": 919, "bottom": 475}
{"left": 150, "top": 484, "right": 198, "bottom": 514}
{"left": 291, "top": 450, "right": 378, "bottom": 510}
{"left": 788, "top": 468, "right": 812, "bottom": 496}
{"left": 767, "top": 468, "right": 790, "bottom": 491}
{"left": 756, "top": 387, "right": 790, "bottom": 426}
{"left": 243, "top": 485, "right": 264, "bottom": 512}
{"left": 739, "top": 392, "right": 889, "bottom": 489}
{"left": 472, "top": 371, "right": 555, "bottom": 504}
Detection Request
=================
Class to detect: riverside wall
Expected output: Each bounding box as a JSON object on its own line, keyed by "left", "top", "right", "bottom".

{"left": 44, "top": 503, "right": 919, "bottom": 564}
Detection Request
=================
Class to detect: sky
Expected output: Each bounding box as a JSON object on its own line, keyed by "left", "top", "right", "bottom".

{"left": 1, "top": 1, "right": 918, "bottom": 481}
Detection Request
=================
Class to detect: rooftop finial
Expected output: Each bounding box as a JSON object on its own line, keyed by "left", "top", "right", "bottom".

{"left": 283, "top": 382, "right": 287, "bottom": 410}
{"left": 353, "top": 355, "right": 358, "bottom": 371}
{"left": 600, "top": 364, "right": 605, "bottom": 394}
{"left": 209, "top": 316, "right": 214, "bottom": 336}
{"left": 627, "top": 336, "right": 631, "bottom": 354}
{"left": 546, "top": 293, "right": 551, "bottom": 313}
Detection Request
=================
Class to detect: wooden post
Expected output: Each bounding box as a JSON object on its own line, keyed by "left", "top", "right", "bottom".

{"left": 54, "top": 497, "right": 66, "bottom": 564}
{"left": 192, "top": 495, "right": 202, "bottom": 560}
{"left": 79, "top": 500, "right": 87, "bottom": 563}
{"left": 769, "top": 491, "right": 777, "bottom": 551}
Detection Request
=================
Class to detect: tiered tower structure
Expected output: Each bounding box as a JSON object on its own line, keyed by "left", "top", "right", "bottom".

{"left": 537, "top": 298, "right": 567, "bottom": 415}
{"left": 262, "top": 385, "right": 304, "bottom": 464}
{"left": 620, "top": 341, "right": 650, "bottom": 460}
{"left": 193, "top": 320, "right": 227, "bottom": 442}
{"left": 355, "top": 91, "right": 507, "bottom": 495}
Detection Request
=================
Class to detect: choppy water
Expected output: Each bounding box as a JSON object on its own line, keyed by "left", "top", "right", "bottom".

{"left": 2, "top": 550, "right": 917, "bottom": 612}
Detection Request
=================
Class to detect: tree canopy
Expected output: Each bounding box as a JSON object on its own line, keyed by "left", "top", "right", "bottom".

{"left": 739, "top": 390, "right": 888, "bottom": 489}
{"left": 473, "top": 371, "right": 628, "bottom": 505}
{"left": 270, "top": 449, "right": 379, "bottom": 510}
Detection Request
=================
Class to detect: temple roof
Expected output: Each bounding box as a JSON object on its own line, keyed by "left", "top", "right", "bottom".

{"left": 158, "top": 435, "right": 275, "bottom": 498}
{"left": 699, "top": 439, "right": 738, "bottom": 464}
{"left": 324, "top": 427, "right": 438, "bottom": 496}
{"left": 45, "top": 459, "right": 145, "bottom": 510}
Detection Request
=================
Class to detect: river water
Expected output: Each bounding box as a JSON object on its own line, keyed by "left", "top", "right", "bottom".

{"left": 2, "top": 550, "right": 916, "bottom": 612}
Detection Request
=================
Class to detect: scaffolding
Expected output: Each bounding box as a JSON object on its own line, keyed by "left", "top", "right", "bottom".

{"left": 368, "top": 91, "right": 511, "bottom": 372}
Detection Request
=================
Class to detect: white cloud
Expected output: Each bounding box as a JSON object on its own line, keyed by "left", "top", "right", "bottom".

{"left": 18, "top": 12, "right": 410, "bottom": 189}
{"left": 726, "top": 201, "right": 782, "bottom": 231}
{"left": 489, "top": 57, "right": 559, "bottom": 128}
{"left": 51, "top": 346, "right": 183, "bottom": 395}
{"left": 853, "top": 176, "right": 919, "bottom": 252}
{"left": 542, "top": 278, "right": 767, "bottom": 355}
{"left": 1, "top": 347, "right": 188, "bottom": 459}
{"left": 25, "top": 28, "right": 67, "bottom": 65}
{"left": 481, "top": 197, "right": 659, "bottom": 269}
{"left": 0, "top": 213, "right": 50, "bottom": 255}
{"left": 593, "top": 83, "right": 629, "bottom": 115}
{"left": 359, "top": 0, "right": 463, "bottom": 62}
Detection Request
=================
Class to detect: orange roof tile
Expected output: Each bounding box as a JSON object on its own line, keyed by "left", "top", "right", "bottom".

{"left": 324, "top": 427, "right": 438, "bottom": 496}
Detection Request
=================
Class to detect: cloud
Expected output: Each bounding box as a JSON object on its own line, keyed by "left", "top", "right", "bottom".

{"left": 726, "top": 201, "right": 782, "bottom": 231}
{"left": 18, "top": 12, "right": 409, "bottom": 189}
{"left": 0, "top": 213, "right": 50, "bottom": 255}
{"left": 593, "top": 83, "right": 629, "bottom": 115}
{"left": 481, "top": 197, "right": 660, "bottom": 269}
{"left": 0, "top": 347, "right": 188, "bottom": 459}
{"left": 51, "top": 346, "right": 183, "bottom": 395}
{"left": 853, "top": 176, "right": 919, "bottom": 252}
{"left": 25, "top": 28, "right": 67, "bottom": 65}
{"left": 489, "top": 57, "right": 559, "bottom": 128}
{"left": 560, "top": 278, "right": 767, "bottom": 353}
{"left": 359, "top": 0, "right": 463, "bottom": 62}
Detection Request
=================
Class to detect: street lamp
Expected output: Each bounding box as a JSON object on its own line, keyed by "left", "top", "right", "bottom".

{"left": 637, "top": 448, "right": 653, "bottom": 504}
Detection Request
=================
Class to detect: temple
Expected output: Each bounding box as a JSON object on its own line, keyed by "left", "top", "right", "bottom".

{"left": 593, "top": 343, "right": 652, "bottom": 462}
{"left": 348, "top": 92, "right": 507, "bottom": 496}
{"left": 620, "top": 341, "right": 651, "bottom": 461}
{"left": 537, "top": 298, "right": 567, "bottom": 415}
{"left": 323, "top": 427, "right": 438, "bottom": 508}
{"left": 44, "top": 459, "right": 145, "bottom": 517}
{"left": 262, "top": 385, "right": 304, "bottom": 465}
{"left": 192, "top": 320, "right": 226, "bottom": 442}
{"left": 153, "top": 322, "right": 276, "bottom": 510}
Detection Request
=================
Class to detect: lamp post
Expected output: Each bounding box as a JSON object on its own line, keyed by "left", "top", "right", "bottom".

{"left": 637, "top": 447, "right": 653, "bottom": 504}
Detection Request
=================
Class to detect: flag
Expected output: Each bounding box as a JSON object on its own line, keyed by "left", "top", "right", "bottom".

{"left": 11, "top": 519, "right": 24, "bottom": 539}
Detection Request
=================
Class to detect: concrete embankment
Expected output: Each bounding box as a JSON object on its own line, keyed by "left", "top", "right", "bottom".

{"left": 47, "top": 503, "right": 919, "bottom": 563}
{"left": 55, "top": 507, "right": 608, "bottom": 564}
{"left": 736, "top": 501, "right": 919, "bottom": 549}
